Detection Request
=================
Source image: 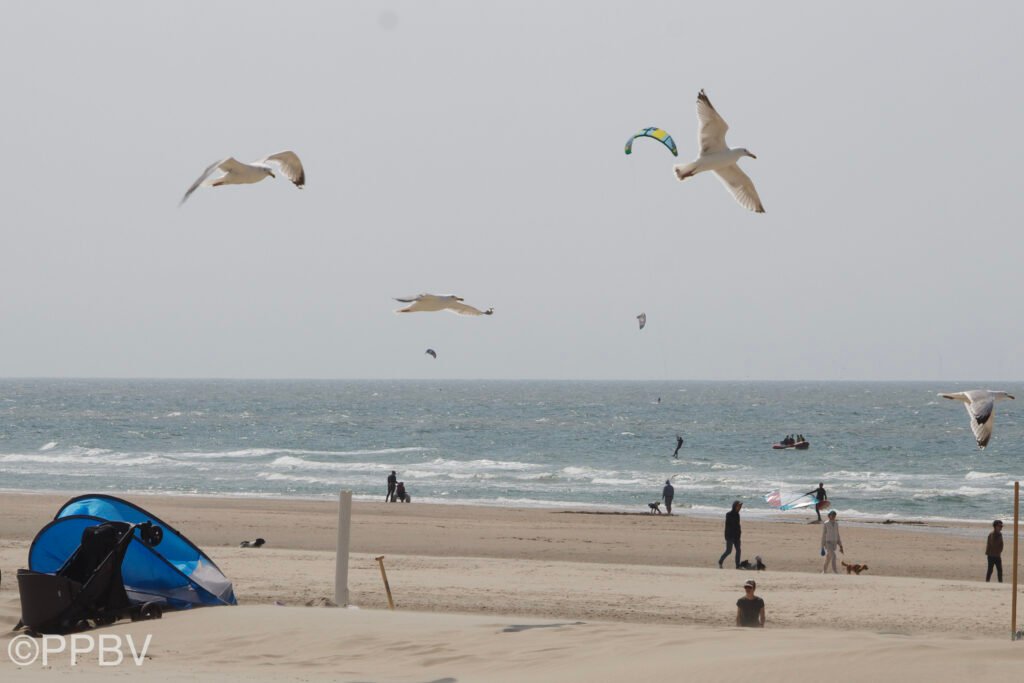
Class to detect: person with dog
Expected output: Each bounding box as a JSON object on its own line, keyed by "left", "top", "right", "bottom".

{"left": 736, "top": 579, "right": 765, "bottom": 627}
{"left": 821, "top": 509, "right": 844, "bottom": 573}
{"left": 662, "top": 479, "right": 675, "bottom": 514}
{"left": 985, "top": 519, "right": 1004, "bottom": 583}
{"left": 386, "top": 470, "right": 398, "bottom": 502}
{"left": 805, "top": 482, "right": 828, "bottom": 522}
{"left": 718, "top": 500, "right": 743, "bottom": 569}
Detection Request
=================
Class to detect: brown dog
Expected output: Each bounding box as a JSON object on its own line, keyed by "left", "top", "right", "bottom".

{"left": 841, "top": 561, "right": 868, "bottom": 575}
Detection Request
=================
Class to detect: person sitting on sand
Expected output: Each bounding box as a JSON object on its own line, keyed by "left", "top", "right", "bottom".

{"left": 395, "top": 481, "right": 410, "bottom": 503}
{"left": 662, "top": 479, "right": 675, "bottom": 514}
{"left": 736, "top": 579, "right": 765, "bottom": 627}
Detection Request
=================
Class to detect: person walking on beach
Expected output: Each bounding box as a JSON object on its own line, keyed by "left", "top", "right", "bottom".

{"left": 736, "top": 579, "right": 765, "bottom": 627}
{"left": 386, "top": 470, "right": 397, "bottom": 502}
{"left": 806, "top": 482, "right": 828, "bottom": 522}
{"left": 673, "top": 435, "right": 684, "bottom": 458}
{"left": 985, "top": 520, "right": 1004, "bottom": 583}
{"left": 662, "top": 479, "right": 675, "bottom": 514}
{"left": 718, "top": 501, "right": 743, "bottom": 569}
{"left": 821, "top": 510, "right": 844, "bottom": 573}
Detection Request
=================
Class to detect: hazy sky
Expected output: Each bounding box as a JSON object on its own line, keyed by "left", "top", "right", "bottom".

{"left": 1, "top": 1, "right": 1021, "bottom": 381}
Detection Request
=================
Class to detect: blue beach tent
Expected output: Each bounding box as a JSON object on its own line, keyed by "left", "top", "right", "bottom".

{"left": 29, "top": 494, "right": 236, "bottom": 609}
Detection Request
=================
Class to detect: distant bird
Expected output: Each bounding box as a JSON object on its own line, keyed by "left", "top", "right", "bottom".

{"left": 939, "top": 390, "right": 1016, "bottom": 448}
{"left": 394, "top": 294, "right": 493, "bottom": 316}
{"left": 425, "top": 348, "right": 437, "bottom": 359}
{"left": 673, "top": 90, "right": 764, "bottom": 213}
{"left": 637, "top": 313, "right": 647, "bottom": 330}
{"left": 180, "top": 151, "right": 305, "bottom": 205}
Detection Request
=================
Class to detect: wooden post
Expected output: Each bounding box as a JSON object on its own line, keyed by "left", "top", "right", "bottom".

{"left": 1012, "top": 481, "right": 1019, "bottom": 641}
{"left": 375, "top": 555, "right": 395, "bottom": 610}
{"left": 335, "top": 490, "right": 352, "bottom": 607}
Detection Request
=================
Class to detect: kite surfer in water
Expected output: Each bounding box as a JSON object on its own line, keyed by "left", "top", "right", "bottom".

{"left": 673, "top": 435, "right": 684, "bottom": 458}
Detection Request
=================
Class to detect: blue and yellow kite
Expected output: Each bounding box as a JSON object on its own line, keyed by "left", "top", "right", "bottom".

{"left": 624, "top": 127, "right": 678, "bottom": 157}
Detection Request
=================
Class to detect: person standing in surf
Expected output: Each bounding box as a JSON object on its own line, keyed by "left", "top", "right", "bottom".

{"left": 821, "top": 510, "right": 844, "bottom": 573}
{"left": 662, "top": 479, "right": 675, "bottom": 514}
{"left": 673, "top": 435, "right": 684, "bottom": 458}
{"left": 718, "top": 501, "right": 743, "bottom": 569}
{"left": 805, "top": 482, "right": 828, "bottom": 522}
{"left": 386, "top": 470, "right": 397, "bottom": 502}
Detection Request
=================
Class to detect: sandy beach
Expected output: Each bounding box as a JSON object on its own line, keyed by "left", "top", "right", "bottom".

{"left": 2, "top": 492, "right": 1022, "bottom": 681}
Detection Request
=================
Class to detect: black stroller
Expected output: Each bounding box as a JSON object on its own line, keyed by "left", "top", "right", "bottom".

{"left": 15, "top": 520, "right": 165, "bottom": 635}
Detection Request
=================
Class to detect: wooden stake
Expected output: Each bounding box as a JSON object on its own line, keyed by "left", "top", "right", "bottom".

{"left": 1012, "top": 481, "right": 1019, "bottom": 641}
{"left": 335, "top": 490, "right": 352, "bottom": 607}
{"left": 376, "top": 555, "right": 395, "bottom": 610}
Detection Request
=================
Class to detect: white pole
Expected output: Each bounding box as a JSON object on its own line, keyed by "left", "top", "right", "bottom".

{"left": 335, "top": 490, "right": 352, "bottom": 607}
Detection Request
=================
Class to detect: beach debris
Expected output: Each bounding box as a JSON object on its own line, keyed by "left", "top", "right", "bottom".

{"left": 939, "top": 390, "right": 1015, "bottom": 448}
{"left": 239, "top": 537, "right": 266, "bottom": 548}
{"left": 305, "top": 597, "right": 338, "bottom": 608}
{"left": 375, "top": 555, "right": 396, "bottom": 610}
{"left": 394, "top": 294, "right": 493, "bottom": 316}
{"left": 425, "top": 348, "right": 437, "bottom": 359}
{"left": 624, "top": 127, "right": 679, "bottom": 157}
{"left": 672, "top": 90, "right": 764, "bottom": 213}
{"left": 180, "top": 150, "right": 305, "bottom": 205}
{"left": 636, "top": 312, "right": 646, "bottom": 330}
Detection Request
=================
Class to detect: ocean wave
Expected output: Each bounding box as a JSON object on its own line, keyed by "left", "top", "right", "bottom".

{"left": 591, "top": 477, "right": 646, "bottom": 486}
{"left": 40, "top": 441, "right": 58, "bottom": 451}
{"left": 0, "top": 452, "right": 168, "bottom": 467}
{"left": 965, "top": 471, "right": 1006, "bottom": 480}
{"left": 173, "top": 446, "right": 437, "bottom": 460}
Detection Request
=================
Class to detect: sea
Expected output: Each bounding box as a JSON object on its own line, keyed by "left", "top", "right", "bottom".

{"left": 1, "top": 379, "right": 1020, "bottom": 524}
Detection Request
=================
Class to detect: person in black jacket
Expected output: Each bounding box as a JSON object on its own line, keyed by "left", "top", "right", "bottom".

{"left": 386, "top": 471, "right": 398, "bottom": 502}
{"left": 718, "top": 500, "right": 743, "bottom": 569}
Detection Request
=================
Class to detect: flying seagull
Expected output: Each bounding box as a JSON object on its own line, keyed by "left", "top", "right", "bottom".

{"left": 180, "top": 151, "right": 305, "bottom": 205}
{"left": 394, "top": 294, "right": 494, "bottom": 316}
{"left": 672, "top": 90, "right": 764, "bottom": 213}
{"left": 637, "top": 313, "right": 647, "bottom": 330}
{"left": 425, "top": 348, "right": 437, "bottom": 359}
{"left": 939, "top": 390, "right": 1015, "bottom": 448}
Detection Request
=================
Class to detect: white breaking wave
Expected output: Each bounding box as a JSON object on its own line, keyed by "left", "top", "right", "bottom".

{"left": 40, "top": 441, "right": 58, "bottom": 451}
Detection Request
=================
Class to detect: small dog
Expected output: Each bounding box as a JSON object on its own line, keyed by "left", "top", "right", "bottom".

{"left": 240, "top": 537, "right": 266, "bottom": 548}
{"left": 647, "top": 501, "right": 663, "bottom": 514}
{"left": 841, "top": 561, "right": 868, "bottom": 575}
{"left": 738, "top": 555, "right": 766, "bottom": 571}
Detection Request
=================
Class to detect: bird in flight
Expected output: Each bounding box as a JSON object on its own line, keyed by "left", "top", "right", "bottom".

{"left": 637, "top": 313, "right": 647, "bottom": 330}
{"left": 939, "top": 390, "right": 1015, "bottom": 448}
{"left": 394, "top": 294, "right": 494, "bottom": 316}
{"left": 180, "top": 151, "right": 305, "bottom": 205}
{"left": 672, "top": 90, "right": 764, "bottom": 213}
{"left": 425, "top": 348, "right": 437, "bottom": 359}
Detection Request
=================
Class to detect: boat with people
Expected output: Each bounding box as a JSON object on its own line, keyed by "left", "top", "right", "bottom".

{"left": 772, "top": 434, "right": 810, "bottom": 450}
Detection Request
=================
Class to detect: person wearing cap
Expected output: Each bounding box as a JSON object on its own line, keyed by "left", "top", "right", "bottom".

{"left": 718, "top": 500, "right": 743, "bottom": 569}
{"left": 736, "top": 579, "right": 765, "bottom": 627}
{"left": 985, "top": 520, "right": 1004, "bottom": 583}
{"left": 821, "top": 509, "right": 844, "bottom": 573}
{"left": 662, "top": 479, "right": 675, "bottom": 514}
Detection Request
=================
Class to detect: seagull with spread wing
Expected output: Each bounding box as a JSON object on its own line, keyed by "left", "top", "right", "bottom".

{"left": 394, "top": 294, "right": 494, "bottom": 316}
{"left": 939, "top": 390, "right": 1015, "bottom": 449}
{"left": 672, "top": 90, "right": 764, "bottom": 213}
{"left": 180, "top": 151, "right": 306, "bottom": 205}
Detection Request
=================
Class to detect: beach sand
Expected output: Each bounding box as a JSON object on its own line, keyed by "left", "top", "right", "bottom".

{"left": 1, "top": 492, "right": 1022, "bottom": 680}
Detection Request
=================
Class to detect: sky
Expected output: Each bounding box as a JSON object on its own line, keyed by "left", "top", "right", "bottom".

{"left": 0, "top": 1, "right": 1021, "bottom": 381}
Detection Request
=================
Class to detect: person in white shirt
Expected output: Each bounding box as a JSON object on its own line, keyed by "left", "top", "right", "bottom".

{"left": 821, "top": 510, "right": 844, "bottom": 573}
